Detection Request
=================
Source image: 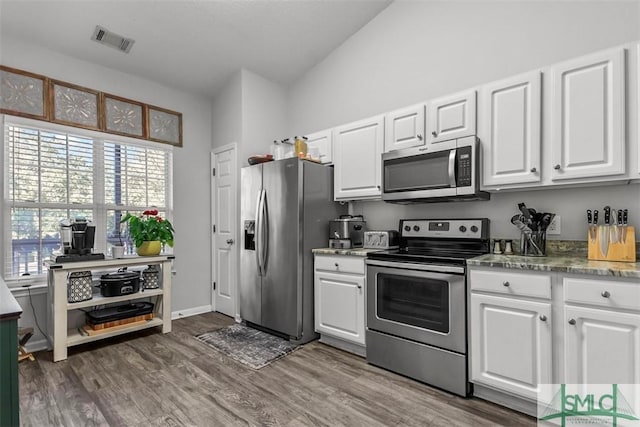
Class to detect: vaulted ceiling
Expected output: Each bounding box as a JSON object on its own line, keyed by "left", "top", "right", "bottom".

{"left": 0, "top": 0, "right": 392, "bottom": 98}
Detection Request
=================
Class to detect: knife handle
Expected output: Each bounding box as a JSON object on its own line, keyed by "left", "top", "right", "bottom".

{"left": 623, "top": 209, "right": 628, "bottom": 225}
{"left": 587, "top": 209, "right": 592, "bottom": 224}
{"left": 604, "top": 207, "right": 610, "bottom": 225}
{"left": 618, "top": 209, "right": 623, "bottom": 225}
{"left": 594, "top": 210, "right": 599, "bottom": 225}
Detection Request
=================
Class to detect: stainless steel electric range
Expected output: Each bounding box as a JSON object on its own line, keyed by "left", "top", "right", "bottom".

{"left": 365, "top": 218, "right": 490, "bottom": 396}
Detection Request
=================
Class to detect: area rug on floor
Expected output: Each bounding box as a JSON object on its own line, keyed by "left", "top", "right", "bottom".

{"left": 194, "top": 324, "right": 300, "bottom": 369}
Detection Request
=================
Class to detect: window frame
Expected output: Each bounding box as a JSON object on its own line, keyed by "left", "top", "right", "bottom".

{"left": 1, "top": 114, "right": 174, "bottom": 286}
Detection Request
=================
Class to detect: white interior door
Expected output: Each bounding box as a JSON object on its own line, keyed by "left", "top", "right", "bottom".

{"left": 211, "top": 144, "right": 237, "bottom": 318}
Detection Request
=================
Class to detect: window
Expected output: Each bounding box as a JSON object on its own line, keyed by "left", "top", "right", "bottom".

{"left": 3, "top": 116, "right": 173, "bottom": 281}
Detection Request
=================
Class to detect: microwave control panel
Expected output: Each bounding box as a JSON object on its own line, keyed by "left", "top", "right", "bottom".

{"left": 456, "top": 146, "right": 472, "bottom": 187}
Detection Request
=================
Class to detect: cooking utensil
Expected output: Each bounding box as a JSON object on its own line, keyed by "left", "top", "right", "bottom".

{"left": 518, "top": 202, "right": 532, "bottom": 223}
{"left": 512, "top": 216, "right": 544, "bottom": 255}
{"left": 599, "top": 207, "right": 610, "bottom": 257}
{"left": 610, "top": 208, "right": 619, "bottom": 244}
{"left": 587, "top": 210, "right": 597, "bottom": 243}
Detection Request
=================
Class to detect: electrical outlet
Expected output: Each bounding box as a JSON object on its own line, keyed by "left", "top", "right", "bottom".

{"left": 547, "top": 215, "right": 561, "bottom": 235}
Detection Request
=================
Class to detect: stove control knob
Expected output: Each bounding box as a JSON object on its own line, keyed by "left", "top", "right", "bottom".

{"left": 404, "top": 225, "right": 411, "bottom": 232}
{"left": 459, "top": 226, "right": 467, "bottom": 233}
{"left": 413, "top": 225, "right": 420, "bottom": 232}
{"left": 470, "top": 225, "right": 479, "bottom": 233}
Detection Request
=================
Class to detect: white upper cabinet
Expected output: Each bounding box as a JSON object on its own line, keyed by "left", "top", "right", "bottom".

{"left": 333, "top": 115, "right": 384, "bottom": 200}
{"left": 480, "top": 71, "right": 542, "bottom": 187}
{"left": 427, "top": 90, "right": 477, "bottom": 144}
{"left": 306, "top": 129, "right": 333, "bottom": 164}
{"left": 384, "top": 104, "right": 426, "bottom": 152}
{"left": 637, "top": 42, "right": 640, "bottom": 176}
{"left": 550, "top": 47, "right": 626, "bottom": 180}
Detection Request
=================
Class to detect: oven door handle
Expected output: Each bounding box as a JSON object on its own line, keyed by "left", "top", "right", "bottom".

{"left": 365, "top": 259, "right": 465, "bottom": 275}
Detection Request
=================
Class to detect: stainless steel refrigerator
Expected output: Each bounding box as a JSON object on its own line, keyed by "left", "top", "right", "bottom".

{"left": 240, "top": 157, "right": 346, "bottom": 344}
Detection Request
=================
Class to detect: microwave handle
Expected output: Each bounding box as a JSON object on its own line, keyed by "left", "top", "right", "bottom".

{"left": 448, "top": 149, "right": 457, "bottom": 188}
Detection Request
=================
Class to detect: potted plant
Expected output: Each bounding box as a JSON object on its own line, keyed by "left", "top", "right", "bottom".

{"left": 120, "top": 209, "right": 174, "bottom": 256}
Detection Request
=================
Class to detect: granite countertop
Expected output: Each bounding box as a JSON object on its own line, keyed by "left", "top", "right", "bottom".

{"left": 312, "top": 248, "right": 382, "bottom": 257}
{"left": 467, "top": 253, "right": 640, "bottom": 278}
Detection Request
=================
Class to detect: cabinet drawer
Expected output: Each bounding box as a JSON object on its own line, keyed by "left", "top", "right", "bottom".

{"left": 564, "top": 277, "right": 640, "bottom": 311}
{"left": 470, "top": 269, "right": 551, "bottom": 299}
{"left": 314, "top": 255, "right": 365, "bottom": 275}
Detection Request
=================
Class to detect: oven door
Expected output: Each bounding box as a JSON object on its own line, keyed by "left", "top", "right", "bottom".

{"left": 366, "top": 259, "right": 466, "bottom": 354}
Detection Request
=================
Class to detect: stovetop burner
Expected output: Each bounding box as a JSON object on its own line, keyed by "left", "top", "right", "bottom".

{"left": 367, "top": 218, "right": 490, "bottom": 266}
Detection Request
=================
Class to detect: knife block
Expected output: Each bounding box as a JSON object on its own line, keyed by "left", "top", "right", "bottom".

{"left": 587, "top": 226, "right": 636, "bottom": 262}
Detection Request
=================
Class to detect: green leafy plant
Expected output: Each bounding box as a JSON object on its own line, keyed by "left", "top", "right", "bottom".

{"left": 120, "top": 209, "right": 174, "bottom": 248}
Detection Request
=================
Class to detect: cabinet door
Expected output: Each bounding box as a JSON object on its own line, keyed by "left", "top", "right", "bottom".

{"left": 333, "top": 115, "right": 383, "bottom": 200}
{"left": 384, "top": 104, "right": 425, "bottom": 152}
{"left": 306, "top": 129, "right": 332, "bottom": 164}
{"left": 471, "top": 294, "right": 552, "bottom": 400}
{"left": 427, "top": 90, "right": 476, "bottom": 144}
{"left": 550, "top": 47, "right": 626, "bottom": 180}
{"left": 314, "top": 270, "right": 365, "bottom": 345}
{"left": 480, "top": 71, "right": 542, "bottom": 187}
{"left": 565, "top": 305, "right": 640, "bottom": 385}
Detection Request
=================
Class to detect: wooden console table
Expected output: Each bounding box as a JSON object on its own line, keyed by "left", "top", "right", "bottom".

{"left": 44, "top": 255, "right": 174, "bottom": 362}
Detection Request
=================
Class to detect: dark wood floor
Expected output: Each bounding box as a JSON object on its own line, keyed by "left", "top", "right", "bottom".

{"left": 19, "top": 312, "right": 535, "bottom": 426}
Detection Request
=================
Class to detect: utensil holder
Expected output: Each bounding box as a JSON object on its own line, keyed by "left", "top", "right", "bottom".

{"left": 520, "top": 230, "right": 546, "bottom": 256}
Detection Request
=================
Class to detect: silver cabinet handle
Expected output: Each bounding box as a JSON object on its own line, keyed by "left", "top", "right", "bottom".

{"left": 601, "top": 291, "right": 611, "bottom": 298}
{"left": 226, "top": 239, "right": 234, "bottom": 244}
{"left": 530, "top": 167, "right": 537, "bottom": 173}
{"left": 554, "top": 164, "right": 561, "bottom": 170}
{"left": 568, "top": 318, "right": 576, "bottom": 325}
{"left": 431, "top": 131, "right": 437, "bottom": 137}
{"left": 417, "top": 134, "right": 423, "bottom": 140}
{"left": 539, "top": 315, "right": 547, "bottom": 322}
{"left": 502, "top": 281, "right": 510, "bottom": 287}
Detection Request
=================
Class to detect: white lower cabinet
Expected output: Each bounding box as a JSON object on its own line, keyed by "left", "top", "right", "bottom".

{"left": 471, "top": 294, "right": 552, "bottom": 400}
{"left": 563, "top": 276, "right": 640, "bottom": 385}
{"left": 314, "top": 254, "right": 366, "bottom": 354}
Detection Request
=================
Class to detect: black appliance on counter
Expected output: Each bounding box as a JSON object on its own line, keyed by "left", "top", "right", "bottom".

{"left": 365, "top": 218, "right": 490, "bottom": 396}
{"left": 53, "top": 218, "right": 104, "bottom": 263}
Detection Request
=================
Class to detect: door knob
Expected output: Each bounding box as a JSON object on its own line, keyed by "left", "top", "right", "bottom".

{"left": 226, "top": 239, "right": 234, "bottom": 244}
{"left": 431, "top": 131, "right": 437, "bottom": 137}
{"left": 601, "top": 291, "right": 610, "bottom": 298}
{"left": 554, "top": 164, "right": 561, "bottom": 170}
{"left": 417, "top": 134, "right": 423, "bottom": 140}
{"left": 568, "top": 318, "right": 576, "bottom": 325}
{"left": 539, "top": 315, "right": 547, "bottom": 322}
{"left": 502, "top": 281, "right": 510, "bottom": 287}
{"left": 530, "top": 167, "right": 537, "bottom": 173}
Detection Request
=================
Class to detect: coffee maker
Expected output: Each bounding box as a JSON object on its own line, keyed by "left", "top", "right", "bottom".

{"left": 54, "top": 218, "right": 104, "bottom": 263}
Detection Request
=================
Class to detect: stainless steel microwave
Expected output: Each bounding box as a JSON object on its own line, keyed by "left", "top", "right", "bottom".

{"left": 382, "top": 136, "right": 489, "bottom": 203}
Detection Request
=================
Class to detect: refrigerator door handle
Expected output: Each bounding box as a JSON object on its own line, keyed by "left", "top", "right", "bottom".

{"left": 260, "top": 190, "right": 269, "bottom": 275}
{"left": 255, "top": 189, "right": 265, "bottom": 276}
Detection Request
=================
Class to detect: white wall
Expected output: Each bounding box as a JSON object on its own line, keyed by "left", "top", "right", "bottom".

{"left": 288, "top": 1, "right": 640, "bottom": 241}
{"left": 1, "top": 37, "right": 214, "bottom": 323}
{"left": 240, "top": 69, "right": 288, "bottom": 162}
{"left": 211, "top": 70, "right": 243, "bottom": 150}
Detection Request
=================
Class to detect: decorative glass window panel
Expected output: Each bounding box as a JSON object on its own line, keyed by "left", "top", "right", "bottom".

{"left": 148, "top": 106, "right": 182, "bottom": 146}
{"left": 0, "top": 66, "right": 47, "bottom": 119}
{"left": 104, "top": 95, "right": 144, "bottom": 137}
{"left": 52, "top": 81, "right": 100, "bottom": 129}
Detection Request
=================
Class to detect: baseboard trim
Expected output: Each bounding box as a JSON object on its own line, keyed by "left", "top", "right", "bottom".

{"left": 319, "top": 334, "right": 366, "bottom": 357}
{"left": 172, "top": 305, "right": 212, "bottom": 320}
{"left": 24, "top": 338, "right": 50, "bottom": 354}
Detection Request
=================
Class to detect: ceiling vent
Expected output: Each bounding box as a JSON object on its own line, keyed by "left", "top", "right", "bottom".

{"left": 91, "top": 25, "right": 135, "bottom": 53}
